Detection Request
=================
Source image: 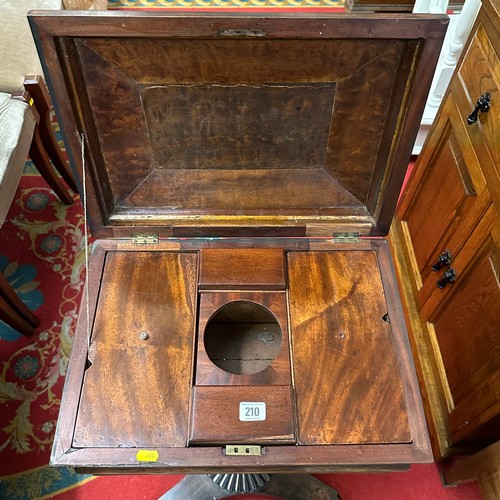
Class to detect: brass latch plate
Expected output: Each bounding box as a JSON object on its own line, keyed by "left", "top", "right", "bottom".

{"left": 132, "top": 233, "right": 159, "bottom": 245}
{"left": 225, "top": 445, "right": 263, "bottom": 456}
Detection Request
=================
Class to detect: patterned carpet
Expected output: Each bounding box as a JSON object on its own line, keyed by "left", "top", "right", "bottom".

{"left": 0, "top": 118, "right": 92, "bottom": 497}
{"left": 0, "top": 190, "right": 88, "bottom": 498}
{"left": 108, "top": 0, "right": 344, "bottom": 9}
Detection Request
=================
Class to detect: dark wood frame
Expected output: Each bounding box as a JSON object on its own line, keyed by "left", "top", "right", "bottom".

{"left": 13, "top": 79, "right": 76, "bottom": 206}
{"left": 24, "top": 75, "right": 78, "bottom": 196}
{"left": 2, "top": 79, "right": 76, "bottom": 336}
{"left": 0, "top": 273, "right": 40, "bottom": 335}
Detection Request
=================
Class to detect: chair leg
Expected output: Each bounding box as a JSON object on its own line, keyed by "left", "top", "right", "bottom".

{"left": 24, "top": 75, "right": 78, "bottom": 193}
{"left": 29, "top": 124, "right": 74, "bottom": 205}
{"left": 0, "top": 296, "right": 36, "bottom": 336}
{"left": 0, "top": 272, "right": 40, "bottom": 328}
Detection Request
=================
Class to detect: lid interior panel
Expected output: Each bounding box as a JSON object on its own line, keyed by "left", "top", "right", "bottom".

{"left": 75, "top": 37, "right": 413, "bottom": 218}
{"left": 29, "top": 13, "right": 448, "bottom": 236}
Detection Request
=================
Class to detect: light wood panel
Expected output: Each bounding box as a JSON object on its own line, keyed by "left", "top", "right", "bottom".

{"left": 190, "top": 386, "right": 295, "bottom": 445}
{"left": 288, "top": 250, "right": 411, "bottom": 445}
{"left": 73, "top": 251, "right": 198, "bottom": 448}
{"left": 199, "top": 248, "right": 286, "bottom": 290}
{"left": 392, "top": 0, "right": 500, "bottom": 457}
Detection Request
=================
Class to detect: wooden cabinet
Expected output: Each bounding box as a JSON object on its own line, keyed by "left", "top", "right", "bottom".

{"left": 391, "top": 0, "right": 500, "bottom": 459}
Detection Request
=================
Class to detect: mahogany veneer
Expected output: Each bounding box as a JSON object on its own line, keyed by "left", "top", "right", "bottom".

{"left": 73, "top": 251, "right": 198, "bottom": 449}
{"left": 199, "top": 248, "right": 286, "bottom": 291}
{"left": 190, "top": 385, "right": 296, "bottom": 445}
{"left": 196, "top": 291, "right": 290, "bottom": 386}
{"left": 288, "top": 251, "right": 411, "bottom": 446}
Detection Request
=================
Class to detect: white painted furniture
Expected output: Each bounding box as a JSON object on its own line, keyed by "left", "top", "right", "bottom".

{"left": 412, "top": 0, "right": 482, "bottom": 153}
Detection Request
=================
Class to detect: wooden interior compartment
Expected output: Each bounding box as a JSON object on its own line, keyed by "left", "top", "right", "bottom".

{"left": 70, "top": 36, "right": 413, "bottom": 225}
{"left": 72, "top": 250, "right": 198, "bottom": 448}
{"left": 288, "top": 249, "right": 412, "bottom": 445}
{"left": 196, "top": 292, "right": 291, "bottom": 386}
{"left": 199, "top": 248, "right": 286, "bottom": 290}
{"left": 51, "top": 238, "right": 432, "bottom": 471}
{"left": 31, "top": 10, "right": 448, "bottom": 471}
{"left": 190, "top": 385, "right": 295, "bottom": 445}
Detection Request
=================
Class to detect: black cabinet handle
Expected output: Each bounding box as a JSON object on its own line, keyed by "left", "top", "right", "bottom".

{"left": 432, "top": 251, "right": 452, "bottom": 272}
{"left": 467, "top": 93, "right": 491, "bottom": 124}
{"left": 437, "top": 268, "right": 456, "bottom": 289}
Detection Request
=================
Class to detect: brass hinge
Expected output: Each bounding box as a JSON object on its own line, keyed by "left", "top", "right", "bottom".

{"left": 132, "top": 233, "right": 159, "bottom": 245}
{"left": 218, "top": 28, "right": 266, "bottom": 37}
{"left": 333, "top": 232, "right": 360, "bottom": 244}
{"left": 225, "top": 445, "right": 263, "bottom": 456}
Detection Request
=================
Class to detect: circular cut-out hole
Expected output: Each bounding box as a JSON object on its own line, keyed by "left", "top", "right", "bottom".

{"left": 204, "top": 301, "right": 282, "bottom": 375}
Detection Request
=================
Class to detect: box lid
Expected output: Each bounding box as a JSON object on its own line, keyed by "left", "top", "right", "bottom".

{"left": 29, "top": 11, "right": 447, "bottom": 238}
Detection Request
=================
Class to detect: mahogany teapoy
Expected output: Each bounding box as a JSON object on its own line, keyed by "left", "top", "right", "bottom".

{"left": 29, "top": 11, "right": 448, "bottom": 473}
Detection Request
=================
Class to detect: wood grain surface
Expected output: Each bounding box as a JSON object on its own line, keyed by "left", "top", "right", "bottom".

{"left": 452, "top": 17, "right": 500, "bottom": 213}
{"left": 402, "top": 99, "right": 491, "bottom": 311}
{"left": 199, "top": 248, "right": 285, "bottom": 290}
{"left": 288, "top": 251, "right": 411, "bottom": 445}
{"left": 51, "top": 238, "right": 432, "bottom": 471}
{"left": 457, "top": 23, "right": 499, "bottom": 175}
{"left": 142, "top": 83, "right": 336, "bottom": 171}
{"left": 27, "top": 12, "right": 447, "bottom": 237}
{"left": 73, "top": 36, "right": 409, "bottom": 211}
{"left": 190, "top": 385, "right": 295, "bottom": 445}
{"left": 73, "top": 251, "right": 198, "bottom": 448}
{"left": 196, "top": 291, "right": 290, "bottom": 386}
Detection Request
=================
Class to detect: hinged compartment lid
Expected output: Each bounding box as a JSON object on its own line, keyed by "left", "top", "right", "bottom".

{"left": 29, "top": 11, "right": 448, "bottom": 238}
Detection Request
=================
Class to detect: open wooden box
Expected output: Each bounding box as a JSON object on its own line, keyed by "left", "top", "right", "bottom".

{"left": 30, "top": 11, "right": 448, "bottom": 473}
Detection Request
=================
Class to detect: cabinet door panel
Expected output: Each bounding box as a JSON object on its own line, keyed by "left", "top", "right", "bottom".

{"left": 399, "top": 98, "right": 489, "bottom": 308}
{"left": 393, "top": 3, "right": 500, "bottom": 457}
{"left": 427, "top": 218, "right": 500, "bottom": 445}
{"left": 405, "top": 126, "right": 470, "bottom": 270}
{"left": 457, "top": 23, "right": 500, "bottom": 172}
